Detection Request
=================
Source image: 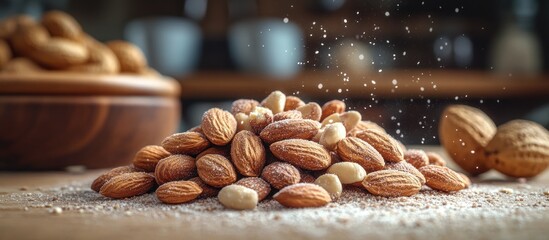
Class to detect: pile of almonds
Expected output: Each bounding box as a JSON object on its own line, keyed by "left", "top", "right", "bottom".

{"left": 0, "top": 11, "right": 157, "bottom": 75}
{"left": 92, "top": 90, "right": 472, "bottom": 209}
{"left": 439, "top": 105, "right": 549, "bottom": 178}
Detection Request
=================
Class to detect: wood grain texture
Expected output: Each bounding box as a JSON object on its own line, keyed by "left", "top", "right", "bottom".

{"left": 0, "top": 96, "right": 179, "bottom": 170}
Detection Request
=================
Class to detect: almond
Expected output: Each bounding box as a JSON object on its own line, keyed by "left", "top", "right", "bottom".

{"left": 273, "top": 110, "right": 302, "bottom": 122}
{"left": 314, "top": 174, "right": 343, "bottom": 199}
{"left": 154, "top": 155, "right": 196, "bottom": 185}
{"left": 362, "top": 170, "right": 421, "bottom": 197}
{"left": 249, "top": 106, "right": 274, "bottom": 134}
{"left": 202, "top": 108, "right": 237, "bottom": 146}
{"left": 327, "top": 162, "right": 366, "bottom": 184}
{"left": 384, "top": 161, "right": 426, "bottom": 185}
{"left": 91, "top": 166, "right": 144, "bottom": 192}
{"left": 355, "top": 129, "right": 404, "bottom": 162}
{"left": 99, "top": 172, "right": 155, "bottom": 199}
{"left": 260, "top": 119, "right": 320, "bottom": 144}
{"left": 261, "top": 90, "right": 286, "bottom": 114}
{"left": 270, "top": 139, "right": 331, "bottom": 170}
{"left": 188, "top": 177, "right": 219, "bottom": 198}
{"left": 348, "top": 120, "right": 386, "bottom": 137}
{"left": 155, "top": 181, "right": 202, "bottom": 204}
{"left": 404, "top": 149, "right": 429, "bottom": 169}
{"left": 299, "top": 172, "right": 316, "bottom": 183}
{"left": 132, "top": 145, "right": 171, "bottom": 172}
{"left": 419, "top": 165, "right": 466, "bottom": 192}
{"left": 196, "top": 154, "right": 237, "bottom": 187}
{"left": 231, "top": 99, "right": 260, "bottom": 115}
{"left": 161, "top": 131, "right": 211, "bottom": 155}
{"left": 458, "top": 173, "right": 471, "bottom": 188}
{"left": 106, "top": 40, "right": 146, "bottom": 73}
{"left": 426, "top": 152, "right": 447, "bottom": 166}
{"left": 274, "top": 183, "right": 332, "bottom": 208}
{"left": 484, "top": 120, "right": 549, "bottom": 178}
{"left": 320, "top": 113, "right": 341, "bottom": 127}
{"left": 231, "top": 130, "right": 266, "bottom": 176}
{"left": 196, "top": 146, "right": 231, "bottom": 160}
{"left": 319, "top": 122, "right": 346, "bottom": 150}
{"left": 235, "top": 177, "right": 271, "bottom": 201}
{"left": 339, "top": 111, "right": 362, "bottom": 132}
{"left": 439, "top": 105, "right": 496, "bottom": 175}
{"left": 261, "top": 162, "right": 300, "bottom": 189}
{"left": 218, "top": 184, "right": 258, "bottom": 210}
{"left": 321, "top": 100, "right": 346, "bottom": 121}
{"left": 235, "top": 113, "right": 253, "bottom": 132}
{"left": 336, "top": 137, "right": 385, "bottom": 172}
{"left": 284, "top": 96, "right": 305, "bottom": 111}
{"left": 296, "top": 102, "right": 322, "bottom": 121}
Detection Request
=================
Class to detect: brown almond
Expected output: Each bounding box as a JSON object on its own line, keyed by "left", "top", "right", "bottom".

{"left": 273, "top": 183, "right": 331, "bottom": 208}
{"left": 300, "top": 172, "right": 316, "bottom": 183}
{"left": 362, "top": 170, "right": 421, "bottom": 197}
{"left": 321, "top": 100, "right": 346, "bottom": 121}
{"left": 273, "top": 110, "right": 303, "bottom": 122}
{"left": 155, "top": 181, "right": 202, "bottom": 204}
{"left": 356, "top": 129, "right": 404, "bottom": 162}
{"left": 439, "top": 105, "right": 496, "bottom": 175}
{"left": 261, "top": 162, "right": 300, "bottom": 189}
{"left": 384, "top": 161, "right": 426, "bottom": 185}
{"left": 202, "top": 108, "right": 237, "bottom": 146}
{"left": 260, "top": 119, "right": 320, "bottom": 144}
{"left": 99, "top": 172, "right": 155, "bottom": 199}
{"left": 419, "top": 165, "right": 466, "bottom": 192}
{"left": 270, "top": 139, "right": 331, "bottom": 170}
{"left": 196, "top": 154, "right": 237, "bottom": 187}
{"left": 235, "top": 177, "right": 271, "bottom": 201}
{"left": 231, "top": 99, "right": 260, "bottom": 115}
{"left": 427, "top": 152, "right": 447, "bottom": 166}
{"left": 404, "top": 149, "right": 429, "bottom": 169}
{"left": 91, "top": 166, "right": 144, "bottom": 192}
{"left": 188, "top": 177, "right": 219, "bottom": 198}
{"left": 249, "top": 106, "right": 274, "bottom": 134}
{"left": 231, "top": 130, "right": 266, "bottom": 176}
{"left": 348, "top": 120, "right": 386, "bottom": 137}
{"left": 154, "top": 155, "right": 196, "bottom": 185}
{"left": 484, "top": 120, "right": 549, "bottom": 178}
{"left": 284, "top": 96, "right": 306, "bottom": 111}
{"left": 336, "top": 137, "right": 385, "bottom": 172}
{"left": 132, "top": 145, "right": 171, "bottom": 172}
{"left": 196, "top": 146, "right": 231, "bottom": 160}
{"left": 458, "top": 173, "right": 471, "bottom": 188}
{"left": 161, "top": 131, "right": 211, "bottom": 155}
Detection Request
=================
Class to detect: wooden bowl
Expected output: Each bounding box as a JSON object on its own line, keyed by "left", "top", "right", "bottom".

{"left": 0, "top": 73, "right": 181, "bottom": 170}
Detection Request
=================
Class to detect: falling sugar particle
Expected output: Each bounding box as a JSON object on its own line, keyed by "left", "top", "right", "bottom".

{"left": 359, "top": 54, "right": 364, "bottom": 60}
{"left": 392, "top": 79, "right": 397, "bottom": 85}
{"left": 385, "top": 11, "right": 390, "bottom": 17}
{"left": 429, "top": 27, "right": 433, "bottom": 32}
{"left": 402, "top": 51, "right": 406, "bottom": 56}
{"left": 378, "top": 69, "right": 383, "bottom": 73}
{"left": 343, "top": 19, "right": 347, "bottom": 23}
{"left": 318, "top": 83, "right": 323, "bottom": 89}
{"left": 455, "top": 8, "right": 460, "bottom": 13}
{"left": 283, "top": 18, "right": 289, "bottom": 23}
{"left": 338, "top": 89, "right": 342, "bottom": 93}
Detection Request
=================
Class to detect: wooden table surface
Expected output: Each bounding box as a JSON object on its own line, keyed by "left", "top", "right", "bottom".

{"left": 1, "top": 146, "right": 548, "bottom": 240}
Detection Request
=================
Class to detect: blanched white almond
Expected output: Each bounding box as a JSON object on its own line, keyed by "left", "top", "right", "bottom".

{"left": 327, "top": 162, "right": 367, "bottom": 184}
{"left": 340, "top": 111, "right": 361, "bottom": 131}
{"left": 218, "top": 184, "right": 258, "bottom": 210}
{"left": 314, "top": 173, "right": 343, "bottom": 199}
{"left": 321, "top": 113, "right": 342, "bottom": 127}
{"left": 248, "top": 106, "right": 273, "bottom": 134}
{"left": 261, "top": 90, "right": 286, "bottom": 114}
{"left": 235, "top": 113, "right": 253, "bottom": 132}
{"left": 319, "top": 122, "right": 346, "bottom": 150}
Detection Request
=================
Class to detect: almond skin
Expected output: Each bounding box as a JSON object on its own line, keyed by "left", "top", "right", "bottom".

{"left": 274, "top": 183, "right": 332, "bottom": 208}
{"left": 261, "top": 162, "right": 300, "bottom": 189}
{"left": 196, "top": 154, "right": 237, "bottom": 187}
{"left": 439, "top": 105, "right": 496, "bottom": 175}
{"left": 91, "top": 166, "right": 144, "bottom": 192}
{"left": 404, "top": 149, "right": 429, "bottom": 169}
{"left": 348, "top": 120, "right": 386, "bottom": 137}
{"left": 427, "top": 152, "right": 447, "bottom": 166}
{"left": 260, "top": 119, "right": 320, "bottom": 144}
{"left": 161, "top": 132, "right": 211, "bottom": 155}
{"left": 132, "top": 145, "right": 171, "bottom": 172}
{"left": 231, "top": 99, "right": 260, "bottom": 115}
{"left": 419, "top": 165, "right": 466, "bottom": 192}
{"left": 484, "top": 120, "right": 549, "bottom": 178}
{"left": 202, "top": 108, "right": 237, "bottom": 146}
{"left": 99, "top": 172, "right": 156, "bottom": 199}
{"left": 284, "top": 96, "right": 306, "bottom": 111}
{"left": 270, "top": 139, "right": 331, "bottom": 170}
{"left": 249, "top": 106, "right": 274, "bottom": 134}
{"left": 336, "top": 137, "right": 385, "bottom": 172}
{"left": 355, "top": 129, "right": 404, "bottom": 162}
{"left": 362, "top": 170, "right": 421, "bottom": 197}
{"left": 384, "top": 161, "right": 426, "bottom": 185}
{"left": 321, "top": 100, "right": 346, "bottom": 121}
{"left": 188, "top": 177, "right": 220, "bottom": 198}
{"left": 273, "top": 110, "right": 302, "bottom": 122}
{"left": 231, "top": 130, "right": 266, "bottom": 177}
{"left": 156, "top": 181, "right": 202, "bottom": 204}
{"left": 196, "top": 146, "right": 231, "bottom": 160}
{"left": 154, "top": 155, "right": 196, "bottom": 185}
{"left": 235, "top": 177, "right": 271, "bottom": 201}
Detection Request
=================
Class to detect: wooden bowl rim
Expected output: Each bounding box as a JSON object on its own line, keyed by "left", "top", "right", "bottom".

{"left": 0, "top": 73, "right": 180, "bottom": 97}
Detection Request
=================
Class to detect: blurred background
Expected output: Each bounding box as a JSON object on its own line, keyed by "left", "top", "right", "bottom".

{"left": 2, "top": 0, "right": 548, "bottom": 145}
